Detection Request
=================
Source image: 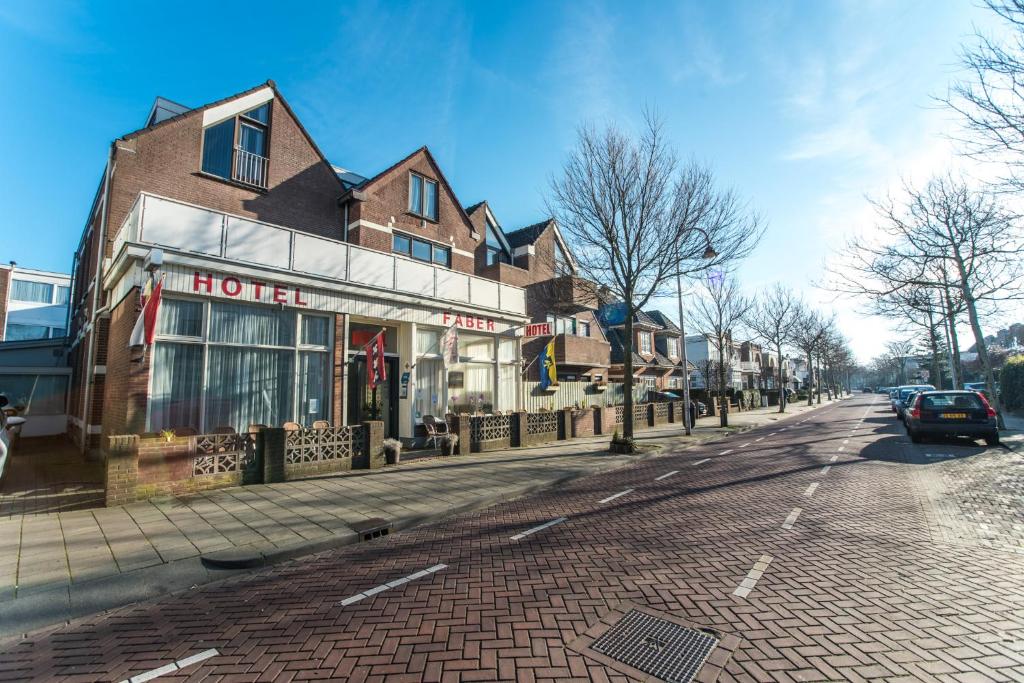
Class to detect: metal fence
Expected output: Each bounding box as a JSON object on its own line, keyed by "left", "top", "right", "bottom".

{"left": 522, "top": 381, "right": 624, "bottom": 412}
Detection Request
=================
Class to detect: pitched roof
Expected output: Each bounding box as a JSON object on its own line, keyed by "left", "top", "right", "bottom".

{"left": 604, "top": 327, "right": 685, "bottom": 369}
{"left": 464, "top": 201, "right": 485, "bottom": 214}
{"left": 505, "top": 219, "right": 553, "bottom": 248}
{"left": 644, "top": 310, "right": 681, "bottom": 334}
{"left": 356, "top": 146, "right": 477, "bottom": 236}
{"left": 597, "top": 302, "right": 662, "bottom": 329}
{"left": 119, "top": 80, "right": 348, "bottom": 195}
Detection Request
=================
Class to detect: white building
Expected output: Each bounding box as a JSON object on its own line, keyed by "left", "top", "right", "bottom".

{"left": 1, "top": 265, "right": 71, "bottom": 342}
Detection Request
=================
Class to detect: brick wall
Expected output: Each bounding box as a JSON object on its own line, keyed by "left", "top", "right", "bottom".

{"left": 105, "top": 94, "right": 344, "bottom": 260}
{"left": 348, "top": 149, "right": 480, "bottom": 275}
{"left": 101, "top": 291, "right": 151, "bottom": 441}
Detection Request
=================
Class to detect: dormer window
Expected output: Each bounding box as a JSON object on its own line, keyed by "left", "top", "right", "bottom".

{"left": 409, "top": 172, "right": 439, "bottom": 220}
{"left": 639, "top": 332, "right": 652, "bottom": 354}
{"left": 485, "top": 218, "right": 510, "bottom": 265}
{"left": 201, "top": 103, "right": 271, "bottom": 189}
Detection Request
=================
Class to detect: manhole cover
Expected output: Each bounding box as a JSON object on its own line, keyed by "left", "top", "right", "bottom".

{"left": 590, "top": 609, "right": 719, "bottom": 683}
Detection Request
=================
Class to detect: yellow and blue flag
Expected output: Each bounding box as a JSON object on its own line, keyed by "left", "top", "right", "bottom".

{"left": 539, "top": 338, "right": 557, "bottom": 390}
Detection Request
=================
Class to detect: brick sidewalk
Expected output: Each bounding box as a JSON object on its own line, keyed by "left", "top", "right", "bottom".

{"left": 0, "top": 398, "right": 836, "bottom": 637}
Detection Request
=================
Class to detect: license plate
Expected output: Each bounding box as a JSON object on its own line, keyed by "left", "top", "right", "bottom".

{"left": 940, "top": 412, "right": 967, "bottom": 419}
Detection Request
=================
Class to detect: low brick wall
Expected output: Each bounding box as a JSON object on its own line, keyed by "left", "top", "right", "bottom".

{"left": 652, "top": 402, "right": 670, "bottom": 426}
{"left": 103, "top": 423, "right": 382, "bottom": 506}
{"left": 518, "top": 411, "right": 559, "bottom": 446}
{"left": 569, "top": 408, "right": 595, "bottom": 437}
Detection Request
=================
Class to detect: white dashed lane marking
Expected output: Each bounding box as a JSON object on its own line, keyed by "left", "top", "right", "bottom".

{"left": 692, "top": 458, "right": 710, "bottom": 466}
{"left": 121, "top": 649, "right": 219, "bottom": 683}
{"left": 740, "top": 442, "right": 751, "bottom": 448}
{"left": 720, "top": 449, "right": 733, "bottom": 456}
{"left": 654, "top": 470, "right": 678, "bottom": 481}
{"left": 599, "top": 489, "right": 634, "bottom": 504}
{"left": 339, "top": 564, "right": 447, "bottom": 606}
{"left": 830, "top": 455, "right": 839, "bottom": 462}
{"left": 511, "top": 517, "right": 568, "bottom": 541}
{"left": 781, "top": 508, "right": 802, "bottom": 530}
{"left": 755, "top": 437, "right": 765, "bottom": 442}
{"left": 733, "top": 554, "right": 773, "bottom": 598}
{"left": 804, "top": 483, "right": 819, "bottom": 497}
{"left": 821, "top": 465, "right": 832, "bottom": 475}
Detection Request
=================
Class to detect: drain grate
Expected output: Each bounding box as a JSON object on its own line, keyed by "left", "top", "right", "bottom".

{"left": 590, "top": 609, "right": 719, "bottom": 683}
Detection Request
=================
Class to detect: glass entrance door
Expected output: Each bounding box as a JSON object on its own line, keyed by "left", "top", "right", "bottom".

{"left": 347, "top": 355, "right": 399, "bottom": 437}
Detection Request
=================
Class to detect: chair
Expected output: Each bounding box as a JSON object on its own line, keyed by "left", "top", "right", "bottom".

{"left": 311, "top": 420, "right": 330, "bottom": 430}
{"left": 422, "top": 415, "right": 450, "bottom": 448}
{"left": 283, "top": 421, "right": 301, "bottom": 431}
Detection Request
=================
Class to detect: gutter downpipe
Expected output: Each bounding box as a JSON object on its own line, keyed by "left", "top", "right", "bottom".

{"left": 80, "top": 142, "right": 114, "bottom": 455}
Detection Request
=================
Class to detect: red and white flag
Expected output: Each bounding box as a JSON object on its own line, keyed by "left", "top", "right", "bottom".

{"left": 366, "top": 330, "right": 387, "bottom": 389}
{"left": 129, "top": 275, "right": 163, "bottom": 348}
{"left": 441, "top": 323, "right": 459, "bottom": 367}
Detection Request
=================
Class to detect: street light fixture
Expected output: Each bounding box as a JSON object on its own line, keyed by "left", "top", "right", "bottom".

{"left": 676, "top": 230, "right": 717, "bottom": 436}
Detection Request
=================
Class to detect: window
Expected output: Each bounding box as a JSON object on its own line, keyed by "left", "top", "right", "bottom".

{"left": 546, "top": 314, "right": 576, "bottom": 336}
{"left": 409, "top": 172, "right": 439, "bottom": 220}
{"left": 668, "top": 338, "right": 679, "bottom": 358}
{"left": 201, "top": 103, "right": 271, "bottom": 188}
{"left": 392, "top": 231, "right": 451, "bottom": 267}
{"left": 579, "top": 322, "right": 590, "bottom": 337}
{"left": 5, "top": 324, "right": 49, "bottom": 341}
{"left": 485, "top": 219, "right": 510, "bottom": 266}
{"left": 0, "top": 374, "right": 68, "bottom": 415}
{"left": 150, "top": 299, "right": 330, "bottom": 432}
{"left": 56, "top": 286, "right": 71, "bottom": 305}
{"left": 639, "top": 332, "right": 652, "bottom": 354}
{"left": 11, "top": 280, "right": 53, "bottom": 303}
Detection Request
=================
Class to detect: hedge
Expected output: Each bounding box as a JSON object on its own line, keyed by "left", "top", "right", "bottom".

{"left": 1002, "top": 355, "right": 1024, "bottom": 411}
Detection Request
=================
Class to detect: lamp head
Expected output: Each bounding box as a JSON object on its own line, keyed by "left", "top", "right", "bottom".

{"left": 702, "top": 245, "right": 718, "bottom": 260}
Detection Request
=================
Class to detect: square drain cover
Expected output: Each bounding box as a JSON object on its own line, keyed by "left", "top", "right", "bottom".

{"left": 591, "top": 609, "right": 718, "bottom": 682}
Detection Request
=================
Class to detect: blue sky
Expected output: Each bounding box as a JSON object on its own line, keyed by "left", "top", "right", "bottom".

{"left": 0, "top": 1, "right": 1005, "bottom": 360}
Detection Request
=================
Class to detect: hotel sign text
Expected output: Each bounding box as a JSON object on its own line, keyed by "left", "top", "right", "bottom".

{"left": 192, "top": 271, "right": 309, "bottom": 306}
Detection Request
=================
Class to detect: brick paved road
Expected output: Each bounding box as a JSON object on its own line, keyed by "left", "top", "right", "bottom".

{"left": 1, "top": 395, "right": 1022, "bottom": 682}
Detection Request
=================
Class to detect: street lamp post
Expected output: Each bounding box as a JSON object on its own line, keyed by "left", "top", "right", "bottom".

{"left": 675, "top": 233, "right": 717, "bottom": 437}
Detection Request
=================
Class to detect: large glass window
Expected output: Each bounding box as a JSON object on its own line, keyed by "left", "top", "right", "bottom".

{"left": 5, "top": 324, "right": 49, "bottom": 341}
{"left": 485, "top": 220, "right": 510, "bottom": 265}
{"left": 150, "top": 299, "right": 330, "bottom": 432}
{"left": 413, "top": 358, "right": 444, "bottom": 421}
{"left": 55, "top": 286, "right": 71, "bottom": 304}
{"left": 392, "top": 231, "right": 450, "bottom": 267}
{"left": 408, "top": 172, "right": 439, "bottom": 220}
{"left": 10, "top": 280, "right": 53, "bottom": 303}
{"left": 201, "top": 118, "right": 235, "bottom": 179}
{"left": 0, "top": 374, "right": 68, "bottom": 415}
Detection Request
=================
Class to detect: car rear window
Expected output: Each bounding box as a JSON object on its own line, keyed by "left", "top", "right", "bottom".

{"left": 920, "top": 394, "right": 984, "bottom": 410}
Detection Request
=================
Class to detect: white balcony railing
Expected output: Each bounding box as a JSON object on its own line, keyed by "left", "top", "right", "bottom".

{"left": 233, "top": 147, "right": 269, "bottom": 189}
{"left": 112, "top": 193, "right": 527, "bottom": 316}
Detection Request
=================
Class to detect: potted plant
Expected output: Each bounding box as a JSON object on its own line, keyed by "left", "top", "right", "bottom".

{"left": 382, "top": 438, "right": 402, "bottom": 465}
{"left": 160, "top": 429, "right": 176, "bottom": 443}
{"left": 440, "top": 433, "right": 459, "bottom": 456}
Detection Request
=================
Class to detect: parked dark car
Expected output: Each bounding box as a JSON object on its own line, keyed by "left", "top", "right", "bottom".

{"left": 904, "top": 390, "right": 999, "bottom": 446}
{"left": 646, "top": 390, "right": 707, "bottom": 417}
{"left": 894, "top": 385, "right": 935, "bottom": 420}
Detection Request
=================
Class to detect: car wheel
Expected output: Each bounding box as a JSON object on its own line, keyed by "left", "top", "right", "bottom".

{"left": 985, "top": 433, "right": 1000, "bottom": 447}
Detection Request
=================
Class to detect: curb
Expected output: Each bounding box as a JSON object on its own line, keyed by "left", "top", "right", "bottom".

{"left": 195, "top": 398, "right": 841, "bottom": 570}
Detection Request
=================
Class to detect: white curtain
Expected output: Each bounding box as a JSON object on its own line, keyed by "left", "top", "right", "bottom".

{"left": 158, "top": 299, "right": 203, "bottom": 337}
{"left": 204, "top": 346, "right": 294, "bottom": 430}
{"left": 298, "top": 351, "right": 328, "bottom": 425}
{"left": 413, "top": 358, "right": 443, "bottom": 420}
{"left": 209, "top": 301, "right": 294, "bottom": 346}
{"left": 151, "top": 342, "right": 202, "bottom": 431}
{"left": 498, "top": 364, "right": 518, "bottom": 412}
{"left": 464, "top": 364, "right": 494, "bottom": 412}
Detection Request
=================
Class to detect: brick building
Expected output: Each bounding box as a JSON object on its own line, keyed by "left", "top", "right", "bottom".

{"left": 66, "top": 81, "right": 535, "bottom": 453}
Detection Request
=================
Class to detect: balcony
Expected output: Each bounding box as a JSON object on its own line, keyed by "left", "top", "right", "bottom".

{"left": 112, "top": 193, "right": 527, "bottom": 317}
{"left": 554, "top": 333, "right": 610, "bottom": 369}
{"left": 233, "top": 147, "right": 268, "bottom": 190}
{"left": 541, "top": 276, "right": 600, "bottom": 313}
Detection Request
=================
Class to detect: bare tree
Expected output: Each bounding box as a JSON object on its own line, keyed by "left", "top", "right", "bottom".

{"left": 793, "top": 307, "right": 832, "bottom": 406}
{"left": 549, "top": 113, "right": 761, "bottom": 440}
{"left": 832, "top": 173, "right": 1023, "bottom": 426}
{"left": 946, "top": 0, "right": 1024, "bottom": 190}
{"left": 691, "top": 275, "right": 752, "bottom": 426}
{"left": 747, "top": 284, "right": 800, "bottom": 412}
